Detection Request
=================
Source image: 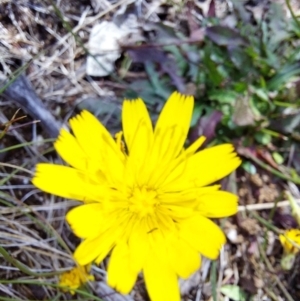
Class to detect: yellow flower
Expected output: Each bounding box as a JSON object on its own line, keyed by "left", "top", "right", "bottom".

{"left": 59, "top": 265, "right": 94, "bottom": 295}
{"left": 33, "top": 92, "right": 241, "bottom": 301}
{"left": 279, "top": 229, "right": 300, "bottom": 255}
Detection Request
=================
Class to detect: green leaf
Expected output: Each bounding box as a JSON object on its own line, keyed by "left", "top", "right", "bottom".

{"left": 144, "top": 62, "right": 171, "bottom": 99}
{"left": 254, "top": 132, "right": 272, "bottom": 145}
{"left": 77, "top": 97, "right": 120, "bottom": 117}
{"left": 220, "top": 285, "right": 247, "bottom": 301}
{"left": 272, "top": 152, "right": 284, "bottom": 165}
{"left": 253, "top": 88, "right": 269, "bottom": 102}
{"left": 190, "top": 105, "right": 204, "bottom": 127}
{"left": 281, "top": 253, "right": 296, "bottom": 271}
{"left": 203, "top": 55, "right": 224, "bottom": 86}
{"left": 242, "top": 161, "right": 257, "bottom": 175}
{"left": 127, "top": 79, "right": 170, "bottom": 104}
{"left": 164, "top": 45, "right": 187, "bottom": 74}
{"left": 206, "top": 26, "right": 247, "bottom": 47}
{"left": 268, "top": 63, "right": 300, "bottom": 91}
{"left": 228, "top": 47, "right": 251, "bottom": 70}
{"left": 208, "top": 90, "right": 238, "bottom": 104}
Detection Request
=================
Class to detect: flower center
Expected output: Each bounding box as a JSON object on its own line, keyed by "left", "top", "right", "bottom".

{"left": 128, "top": 186, "right": 159, "bottom": 217}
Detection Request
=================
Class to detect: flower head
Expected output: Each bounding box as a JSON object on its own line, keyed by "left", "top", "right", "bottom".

{"left": 59, "top": 265, "right": 94, "bottom": 295}
{"left": 33, "top": 92, "right": 241, "bottom": 301}
{"left": 279, "top": 229, "right": 300, "bottom": 255}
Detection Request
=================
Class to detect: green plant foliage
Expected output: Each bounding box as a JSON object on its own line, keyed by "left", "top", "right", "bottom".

{"left": 221, "top": 285, "right": 248, "bottom": 301}
{"left": 120, "top": 1, "right": 300, "bottom": 178}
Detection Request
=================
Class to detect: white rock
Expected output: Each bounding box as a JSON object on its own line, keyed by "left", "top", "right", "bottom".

{"left": 86, "top": 21, "right": 125, "bottom": 77}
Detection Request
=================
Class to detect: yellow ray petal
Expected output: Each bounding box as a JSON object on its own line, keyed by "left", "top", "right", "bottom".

{"left": 162, "top": 144, "right": 241, "bottom": 190}
{"left": 54, "top": 129, "right": 107, "bottom": 184}
{"left": 148, "top": 151, "right": 188, "bottom": 190}
{"left": 166, "top": 235, "right": 201, "bottom": 279}
{"left": 69, "top": 110, "right": 125, "bottom": 186}
{"left": 159, "top": 204, "right": 195, "bottom": 220}
{"left": 155, "top": 92, "right": 193, "bottom": 159}
{"left": 122, "top": 99, "right": 154, "bottom": 185}
{"left": 197, "top": 191, "right": 238, "bottom": 218}
{"left": 66, "top": 204, "right": 104, "bottom": 239}
{"left": 146, "top": 136, "right": 205, "bottom": 189}
{"left": 146, "top": 217, "right": 169, "bottom": 261}
{"left": 128, "top": 218, "right": 150, "bottom": 273}
{"left": 159, "top": 186, "right": 221, "bottom": 220}
{"left": 74, "top": 233, "right": 115, "bottom": 266}
{"left": 184, "top": 135, "right": 206, "bottom": 157}
{"left": 93, "top": 211, "right": 137, "bottom": 265}
{"left": 179, "top": 215, "right": 226, "bottom": 260}
{"left": 143, "top": 92, "right": 194, "bottom": 185}
{"left": 160, "top": 185, "right": 220, "bottom": 205}
{"left": 122, "top": 99, "right": 153, "bottom": 153}
{"left": 154, "top": 92, "right": 193, "bottom": 156}
{"left": 107, "top": 241, "right": 138, "bottom": 294}
{"left": 69, "top": 110, "right": 123, "bottom": 161}
{"left": 144, "top": 254, "right": 180, "bottom": 301}
{"left": 189, "top": 144, "right": 241, "bottom": 187}
{"left": 54, "top": 128, "right": 88, "bottom": 170}
{"left": 32, "top": 164, "right": 107, "bottom": 202}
